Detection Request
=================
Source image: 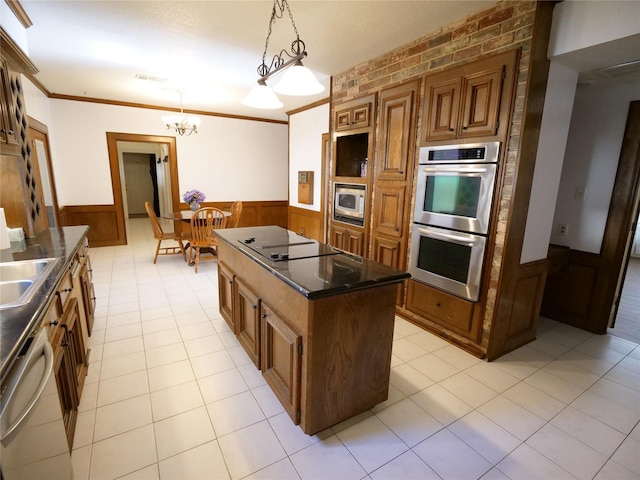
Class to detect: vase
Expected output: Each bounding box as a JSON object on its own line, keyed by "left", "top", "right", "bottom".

{"left": 190, "top": 203, "right": 200, "bottom": 211}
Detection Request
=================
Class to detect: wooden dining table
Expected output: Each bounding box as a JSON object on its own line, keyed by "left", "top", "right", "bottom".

{"left": 163, "top": 209, "right": 232, "bottom": 222}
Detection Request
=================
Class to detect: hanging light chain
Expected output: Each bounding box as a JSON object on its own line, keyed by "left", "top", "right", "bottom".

{"left": 257, "top": 0, "right": 306, "bottom": 80}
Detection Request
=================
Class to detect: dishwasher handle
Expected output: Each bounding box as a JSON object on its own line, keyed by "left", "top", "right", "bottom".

{"left": 0, "top": 330, "right": 54, "bottom": 445}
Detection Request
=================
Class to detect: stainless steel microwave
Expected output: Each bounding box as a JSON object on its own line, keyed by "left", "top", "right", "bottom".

{"left": 333, "top": 183, "right": 366, "bottom": 227}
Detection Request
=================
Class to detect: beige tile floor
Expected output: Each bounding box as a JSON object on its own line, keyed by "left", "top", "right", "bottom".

{"left": 72, "top": 218, "right": 640, "bottom": 480}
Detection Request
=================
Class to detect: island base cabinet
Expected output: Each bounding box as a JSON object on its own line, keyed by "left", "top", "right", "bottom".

{"left": 261, "top": 304, "right": 302, "bottom": 424}
{"left": 217, "top": 238, "right": 400, "bottom": 435}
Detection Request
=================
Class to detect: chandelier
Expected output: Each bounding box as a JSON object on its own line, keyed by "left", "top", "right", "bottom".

{"left": 242, "top": 0, "right": 324, "bottom": 110}
{"left": 162, "top": 90, "right": 200, "bottom": 136}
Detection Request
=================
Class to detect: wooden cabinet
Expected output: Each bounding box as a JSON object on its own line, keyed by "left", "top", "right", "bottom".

{"left": 236, "top": 277, "right": 261, "bottom": 368}
{"left": 335, "top": 99, "right": 373, "bottom": 131}
{"left": 217, "top": 234, "right": 399, "bottom": 434}
{"left": 75, "top": 237, "right": 95, "bottom": 337}
{"left": 261, "top": 303, "right": 302, "bottom": 423}
{"left": 422, "top": 50, "right": 517, "bottom": 143}
{"left": 218, "top": 262, "right": 236, "bottom": 332}
{"left": 330, "top": 223, "right": 364, "bottom": 256}
{"left": 0, "top": 59, "right": 19, "bottom": 147}
{"left": 45, "top": 273, "right": 88, "bottom": 450}
{"left": 370, "top": 79, "right": 419, "bottom": 306}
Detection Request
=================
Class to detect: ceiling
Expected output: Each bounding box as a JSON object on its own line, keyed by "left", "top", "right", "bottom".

{"left": 19, "top": 0, "right": 498, "bottom": 121}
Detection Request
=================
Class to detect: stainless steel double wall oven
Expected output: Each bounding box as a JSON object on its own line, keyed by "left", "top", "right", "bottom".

{"left": 409, "top": 142, "right": 500, "bottom": 301}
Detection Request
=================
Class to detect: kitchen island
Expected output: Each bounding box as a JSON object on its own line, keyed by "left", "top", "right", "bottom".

{"left": 216, "top": 226, "right": 410, "bottom": 434}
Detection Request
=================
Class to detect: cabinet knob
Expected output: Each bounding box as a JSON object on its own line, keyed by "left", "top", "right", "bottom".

{"left": 435, "top": 302, "right": 441, "bottom": 307}
{"left": 261, "top": 313, "right": 268, "bottom": 318}
{"left": 49, "top": 320, "right": 59, "bottom": 326}
{"left": 448, "top": 128, "right": 454, "bottom": 132}
{"left": 62, "top": 288, "right": 72, "bottom": 293}
{"left": 252, "top": 304, "right": 257, "bottom": 309}
{"left": 462, "top": 126, "right": 468, "bottom": 130}
{"left": 62, "top": 341, "right": 69, "bottom": 347}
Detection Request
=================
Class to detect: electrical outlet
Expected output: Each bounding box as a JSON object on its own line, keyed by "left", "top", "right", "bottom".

{"left": 574, "top": 187, "right": 586, "bottom": 201}
{"left": 558, "top": 224, "right": 568, "bottom": 236}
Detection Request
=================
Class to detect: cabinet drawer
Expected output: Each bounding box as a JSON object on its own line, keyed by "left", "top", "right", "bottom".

{"left": 406, "top": 280, "right": 474, "bottom": 335}
{"left": 57, "top": 269, "right": 74, "bottom": 307}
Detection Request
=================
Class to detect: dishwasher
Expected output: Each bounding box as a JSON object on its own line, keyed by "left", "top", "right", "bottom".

{"left": 1, "top": 327, "right": 73, "bottom": 480}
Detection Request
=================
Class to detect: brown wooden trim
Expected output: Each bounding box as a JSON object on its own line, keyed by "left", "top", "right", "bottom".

{"left": 49, "top": 93, "right": 288, "bottom": 125}
{"left": 487, "top": 1, "right": 555, "bottom": 359}
{"left": 5, "top": 0, "right": 33, "bottom": 28}
{"left": 286, "top": 97, "right": 330, "bottom": 116}
{"left": 0, "top": 27, "right": 37, "bottom": 74}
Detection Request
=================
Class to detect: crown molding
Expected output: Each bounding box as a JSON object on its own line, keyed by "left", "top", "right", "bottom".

{"left": 0, "top": 27, "right": 37, "bottom": 74}
{"left": 4, "top": 0, "right": 32, "bottom": 29}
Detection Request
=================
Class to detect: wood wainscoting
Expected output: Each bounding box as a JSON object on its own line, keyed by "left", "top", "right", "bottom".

{"left": 288, "top": 206, "right": 323, "bottom": 242}
{"left": 62, "top": 200, "right": 288, "bottom": 247}
{"left": 541, "top": 249, "right": 601, "bottom": 332}
{"left": 60, "top": 204, "right": 124, "bottom": 247}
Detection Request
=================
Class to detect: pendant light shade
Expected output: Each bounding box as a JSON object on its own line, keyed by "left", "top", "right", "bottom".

{"left": 273, "top": 60, "right": 325, "bottom": 96}
{"left": 241, "top": 81, "right": 284, "bottom": 109}
{"left": 243, "top": 0, "right": 324, "bottom": 109}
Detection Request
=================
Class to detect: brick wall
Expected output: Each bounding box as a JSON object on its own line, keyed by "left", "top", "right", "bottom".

{"left": 331, "top": 1, "right": 538, "bottom": 352}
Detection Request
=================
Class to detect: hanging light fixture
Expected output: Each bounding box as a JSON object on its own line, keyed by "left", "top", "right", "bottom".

{"left": 242, "top": 0, "right": 324, "bottom": 109}
{"left": 162, "top": 90, "right": 200, "bottom": 136}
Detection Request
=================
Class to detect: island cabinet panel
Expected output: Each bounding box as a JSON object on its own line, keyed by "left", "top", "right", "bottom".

{"left": 261, "top": 304, "right": 302, "bottom": 423}
{"left": 218, "top": 261, "right": 236, "bottom": 333}
{"left": 235, "top": 277, "right": 262, "bottom": 368}
{"left": 216, "top": 227, "right": 408, "bottom": 434}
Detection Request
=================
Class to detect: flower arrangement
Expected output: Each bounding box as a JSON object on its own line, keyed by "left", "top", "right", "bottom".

{"left": 183, "top": 189, "right": 206, "bottom": 205}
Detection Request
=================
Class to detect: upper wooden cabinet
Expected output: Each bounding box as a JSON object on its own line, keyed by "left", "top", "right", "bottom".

{"left": 0, "top": 59, "right": 19, "bottom": 147}
{"left": 376, "top": 80, "right": 419, "bottom": 181}
{"left": 422, "top": 49, "right": 518, "bottom": 143}
{"left": 335, "top": 96, "right": 374, "bottom": 131}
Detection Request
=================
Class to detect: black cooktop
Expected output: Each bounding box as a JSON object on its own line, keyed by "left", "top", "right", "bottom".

{"left": 239, "top": 230, "right": 341, "bottom": 262}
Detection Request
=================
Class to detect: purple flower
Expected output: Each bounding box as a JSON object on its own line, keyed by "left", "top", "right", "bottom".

{"left": 183, "top": 189, "right": 206, "bottom": 204}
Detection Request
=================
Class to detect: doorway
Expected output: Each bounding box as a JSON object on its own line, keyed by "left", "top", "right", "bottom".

{"left": 27, "top": 117, "right": 60, "bottom": 228}
{"left": 106, "top": 132, "right": 180, "bottom": 243}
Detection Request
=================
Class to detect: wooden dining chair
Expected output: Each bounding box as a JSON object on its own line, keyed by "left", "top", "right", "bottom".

{"left": 144, "top": 201, "right": 188, "bottom": 263}
{"left": 189, "top": 207, "right": 228, "bottom": 273}
{"left": 228, "top": 200, "right": 243, "bottom": 228}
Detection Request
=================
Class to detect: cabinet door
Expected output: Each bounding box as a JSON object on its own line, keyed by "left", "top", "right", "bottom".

{"left": 261, "top": 304, "right": 302, "bottom": 424}
{"left": 350, "top": 104, "right": 371, "bottom": 129}
{"left": 371, "top": 235, "right": 402, "bottom": 270}
{"left": 332, "top": 224, "right": 364, "bottom": 256}
{"left": 0, "top": 60, "right": 19, "bottom": 146}
{"left": 235, "top": 278, "right": 261, "bottom": 368}
{"left": 335, "top": 108, "right": 352, "bottom": 131}
{"left": 218, "top": 262, "right": 235, "bottom": 332}
{"left": 423, "top": 76, "right": 460, "bottom": 142}
{"left": 377, "top": 82, "right": 417, "bottom": 181}
{"left": 80, "top": 259, "right": 95, "bottom": 336}
{"left": 372, "top": 185, "right": 406, "bottom": 238}
{"left": 52, "top": 326, "right": 78, "bottom": 451}
{"left": 62, "top": 297, "right": 87, "bottom": 398}
{"left": 459, "top": 65, "right": 504, "bottom": 138}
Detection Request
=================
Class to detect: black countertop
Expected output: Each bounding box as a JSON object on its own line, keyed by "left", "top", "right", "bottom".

{"left": 216, "top": 226, "right": 410, "bottom": 299}
{"left": 0, "top": 226, "right": 89, "bottom": 379}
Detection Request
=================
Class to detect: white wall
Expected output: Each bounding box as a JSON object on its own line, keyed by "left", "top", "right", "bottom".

{"left": 550, "top": 77, "right": 640, "bottom": 252}
{"left": 288, "top": 103, "right": 330, "bottom": 210}
{"left": 41, "top": 98, "right": 288, "bottom": 206}
{"left": 520, "top": 62, "right": 578, "bottom": 263}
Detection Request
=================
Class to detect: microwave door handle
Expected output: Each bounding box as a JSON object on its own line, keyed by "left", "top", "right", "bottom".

{"left": 422, "top": 167, "right": 489, "bottom": 174}
{"left": 420, "top": 227, "right": 476, "bottom": 246}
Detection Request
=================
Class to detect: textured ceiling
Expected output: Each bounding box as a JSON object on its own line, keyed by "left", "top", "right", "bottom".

{"left": 20, "top": 0, "right": 497, "bottom": 121}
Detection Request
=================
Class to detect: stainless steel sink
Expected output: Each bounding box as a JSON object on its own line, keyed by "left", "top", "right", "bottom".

{"left": 0, "top": 258, "right": 58, "bottom": 309}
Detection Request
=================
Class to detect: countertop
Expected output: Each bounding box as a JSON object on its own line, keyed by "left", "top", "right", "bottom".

{"left": 216, "top": 226, "right": 410, "bottom": 299}
{"left": 0, "top": 226, "right": 89, "bottom": 379}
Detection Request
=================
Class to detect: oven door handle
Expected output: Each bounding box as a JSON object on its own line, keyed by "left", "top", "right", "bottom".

{"left": 417, "top": 226, "right": 478, "bottom": 245}
{"left": 422, "top": 166, "right": 489, "bottom": 174}
{"left": 0, "top": 331, "right": 54, "bottom": 445}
